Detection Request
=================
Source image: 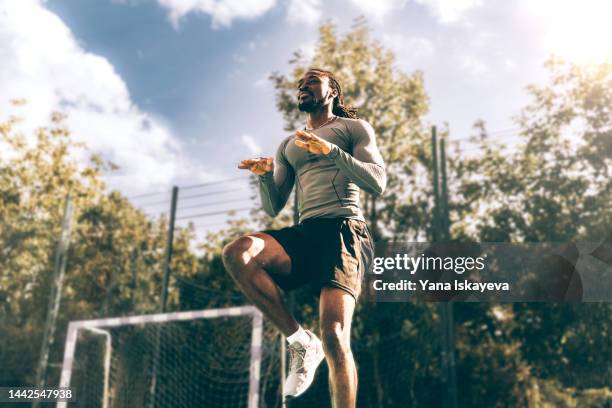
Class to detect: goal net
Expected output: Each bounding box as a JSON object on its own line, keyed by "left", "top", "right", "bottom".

{"left": 57, "top": 306, "right": 263, "bottom": 408}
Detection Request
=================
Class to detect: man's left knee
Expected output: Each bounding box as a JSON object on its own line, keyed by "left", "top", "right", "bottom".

{"left": 321, "top": 324, "right": 350, "bottom": 359}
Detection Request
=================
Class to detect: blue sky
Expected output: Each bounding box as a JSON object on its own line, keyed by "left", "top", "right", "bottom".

{"left": 1, "top": 0, "right": 610, "bottom": 234}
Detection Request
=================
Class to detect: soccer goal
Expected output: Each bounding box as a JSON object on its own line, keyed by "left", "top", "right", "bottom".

{"left": 57, "top": 306, "right": 263, "bottom": 408}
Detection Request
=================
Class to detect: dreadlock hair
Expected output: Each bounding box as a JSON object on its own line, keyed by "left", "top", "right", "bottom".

{"left": 306, "top": 68, "right": 359, "bottom": 119}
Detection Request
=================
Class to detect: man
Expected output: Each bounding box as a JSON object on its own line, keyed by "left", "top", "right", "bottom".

{"left": 223, "top": 68, "right": 386, "bottom": 407}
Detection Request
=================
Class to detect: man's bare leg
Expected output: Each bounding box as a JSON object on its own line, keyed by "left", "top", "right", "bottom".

{"left": 222, "top": 232, "right": 299, "bottom": 336}
{"left": 320, "top": 287, "right": 357, "bottom": 408}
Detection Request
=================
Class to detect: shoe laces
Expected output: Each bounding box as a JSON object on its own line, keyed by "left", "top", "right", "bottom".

{"left": 288, "top": 342, "right": 307, "bottom": 373}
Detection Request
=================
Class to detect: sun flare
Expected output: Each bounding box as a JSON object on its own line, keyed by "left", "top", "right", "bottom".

{"left": 523, "top": 0, "right": 612, "bottom": 64}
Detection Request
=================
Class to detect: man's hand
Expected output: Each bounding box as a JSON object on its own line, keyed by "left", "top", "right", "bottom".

{"left": 294, "top": 130, "right": 332, "bottom": 155}
{"left": 238, "top": 157, "right": 273, "bottom": 176}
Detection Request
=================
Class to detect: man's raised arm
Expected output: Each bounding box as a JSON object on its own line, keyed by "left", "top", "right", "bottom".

{"left": 258, "top": 138, "right": 295, "bottom": 217}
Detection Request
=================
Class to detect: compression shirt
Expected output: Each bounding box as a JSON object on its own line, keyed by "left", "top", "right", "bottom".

{"left": 258, "top": 116, "right": 386, "bottom": 223}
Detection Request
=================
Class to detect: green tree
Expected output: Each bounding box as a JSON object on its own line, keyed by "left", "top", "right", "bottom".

{"left": 450, "top": 58, "right": 610, "bottom": 243}
{"left": 448, "top": 58, "right": 612, "bottom": 405}
{"left": 0, "top": 102, "right": 201, "bottom": 387}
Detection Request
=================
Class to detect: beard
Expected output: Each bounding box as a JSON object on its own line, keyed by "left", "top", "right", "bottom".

{"left": 298, "top": 95, "right": 324, "bottom": 113}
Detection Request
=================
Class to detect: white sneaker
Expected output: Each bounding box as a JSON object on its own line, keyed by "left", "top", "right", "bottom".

{"left": 284, "top": 330, "right": 325, "bottom": 398}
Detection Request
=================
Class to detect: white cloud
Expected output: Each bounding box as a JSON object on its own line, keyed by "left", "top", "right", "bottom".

{"left": 157, "top": 0, "right": 276, "bottom": 29}
{"left": 458, "top": 55, "right": 488, "bottom": 76}
{"left": 349, "top": 0, "right": 407, "bottom": 21}
{"left": 0, "top": 0, "right": 208, "bottom": 194}
{"left": 469, "top": 30, "right": 495, "bottom": 48}
{"left": 297, "top": 41, "right": 316, "bottom": 61}
{"left": 253, "top": 71, "right": 271, "bottom": 89}
{"left": 415, "top": 0, "right": 482, "bottom": 23}
{"left": 240, "top": 134, "right": 262, "bottom": 155}
{"left": 253, "top": 78, "right": 267, "bottom": 88}
{"left": 286, "top": 0, "right": 321, "bottom": 26}
{"left": 381, "top": 34, "right": 435, "bottom": 63}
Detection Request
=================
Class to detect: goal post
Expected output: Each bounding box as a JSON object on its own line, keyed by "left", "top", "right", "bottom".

{"left": 57, "top": 306, "right": 263, "bottom": 408}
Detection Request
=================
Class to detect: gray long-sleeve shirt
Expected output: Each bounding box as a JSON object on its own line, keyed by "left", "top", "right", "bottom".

{"left": 258, "top": 116, "right": 386, "bottom": 223}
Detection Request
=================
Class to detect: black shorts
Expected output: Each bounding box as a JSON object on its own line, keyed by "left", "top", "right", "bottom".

{"left": 263, "top": 217, "right": 374, "bottom": 302}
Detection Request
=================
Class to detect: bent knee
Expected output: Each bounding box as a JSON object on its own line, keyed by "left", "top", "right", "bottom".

{"left": 222, "top": 235, "right": 266, "bottom": 269}
{"left": 222, "top": 237, "right": 245, "bottom": 261}
{"left": 222, "top": 236, "right": 249, "bottom": 268}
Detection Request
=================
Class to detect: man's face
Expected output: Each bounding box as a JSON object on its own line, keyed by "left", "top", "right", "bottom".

{"left": 296, "top": 72, "right": 335, "bottom": 112}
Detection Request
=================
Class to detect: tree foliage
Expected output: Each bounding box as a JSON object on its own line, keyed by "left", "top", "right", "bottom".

{"left": 0, "top": 103, "right": 200, "bottom": 386}
{"left": 450, "top": 59, "right": 611, "bottom": 243}
{"left": 447, "top": 58, "right": 612, "bottom": 405}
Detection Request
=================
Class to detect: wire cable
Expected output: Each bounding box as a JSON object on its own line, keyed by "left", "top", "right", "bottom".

{"left": 180, "top": 188, "right": 248, "bottom": 201}
{"left": 177, "top": 197, "right": 252, "bottom": 212}
{"left": 134, "top": 199, "right": 172, "bottom": 208}
{"left": 448, "top": 127, "right": 522, "bottom": 142}
{"left": 180, "top": 176, "right": 248, "bottom": 190}
{"left": 126, "top": 190, "right": 171, "bottom": 200}
{"left": 123, "top": 176, "right": 249, "bottom": 200}
{"left": 175, "top": 207, "right": 253, "bottom": 221}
